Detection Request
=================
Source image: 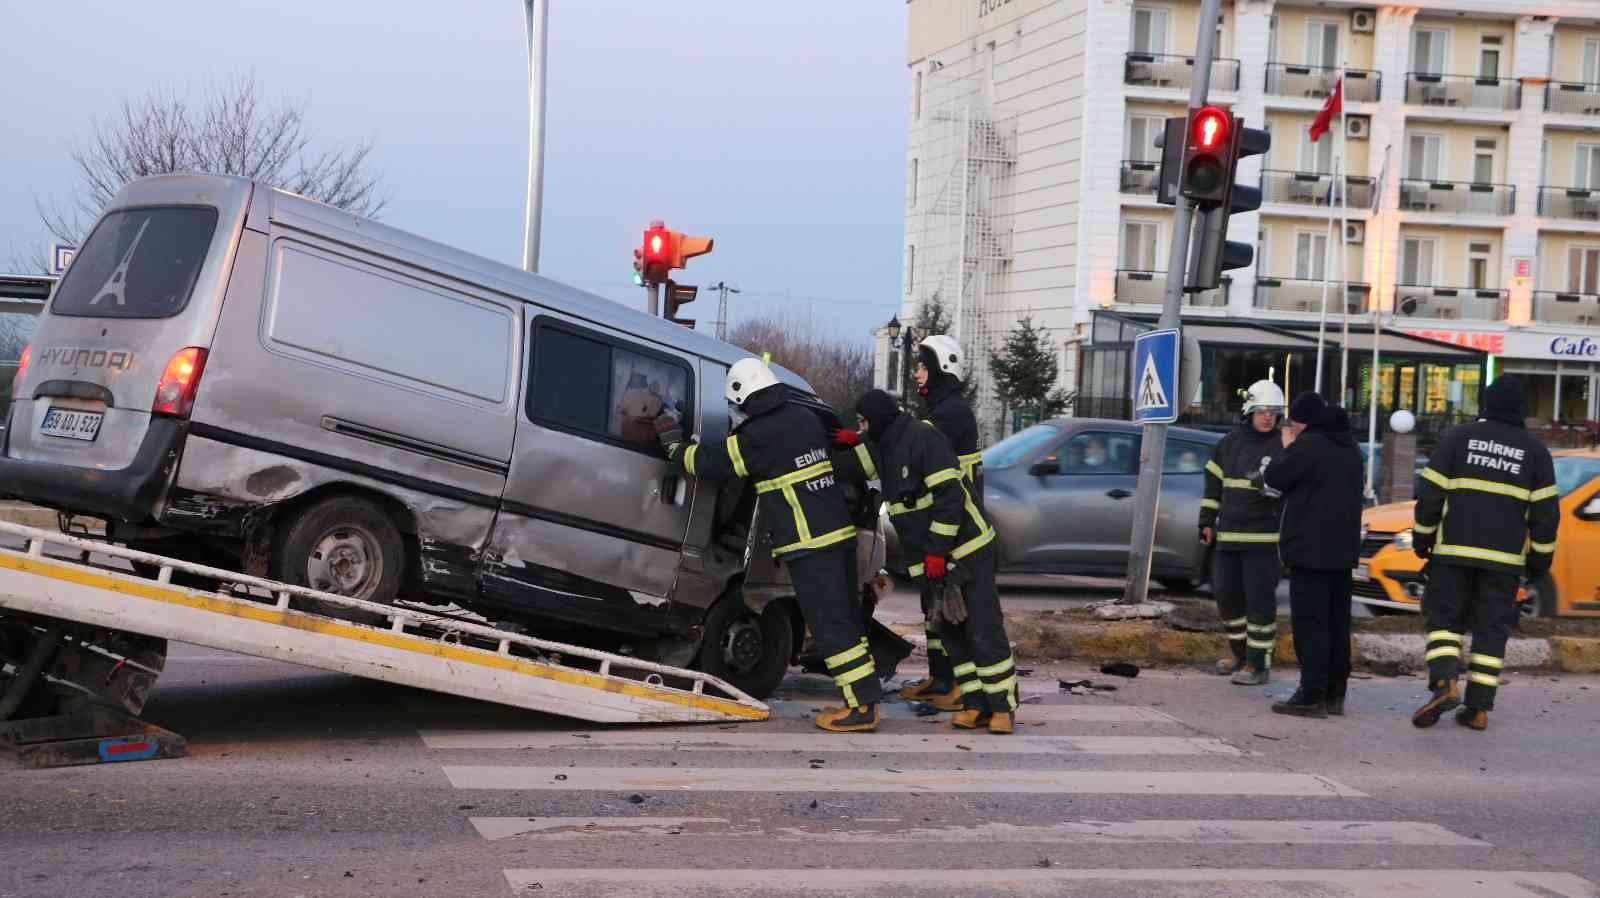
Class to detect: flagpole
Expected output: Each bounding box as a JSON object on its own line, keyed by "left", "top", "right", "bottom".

{"left": 1365, "top": 146, "right": 1393, "bottom": 502}
{"left": 1314, "top": 172, "right": 1335, "bottom": 394}
{"left": 1337, "top": 49, "right": 1351, "bottom": 403}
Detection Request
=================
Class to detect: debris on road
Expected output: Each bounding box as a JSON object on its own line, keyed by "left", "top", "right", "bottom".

{"left": 1100, "top": 661, "right": 1141, "bottom": 678}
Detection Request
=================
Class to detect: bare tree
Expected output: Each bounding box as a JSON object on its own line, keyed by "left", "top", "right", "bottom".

{"left": 39, "top": 75, "right": 385, "bottom": 248}
{"left": 727, "top": 310, "right": 875, "bottom": 417}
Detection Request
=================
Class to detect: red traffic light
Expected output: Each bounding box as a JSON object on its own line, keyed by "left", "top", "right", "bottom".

{"left": 1191, "top": 106, "right": 1230, "bottom": 151}
{"left": 642, "top": 225, "right": 673, "bottom": 266}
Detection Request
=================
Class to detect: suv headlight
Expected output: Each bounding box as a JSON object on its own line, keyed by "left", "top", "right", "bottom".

{"left": 1394, "top": 529, "right": 1414, "bottom": 552}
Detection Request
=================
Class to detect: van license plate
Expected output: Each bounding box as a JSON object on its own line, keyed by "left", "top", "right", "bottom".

{"left": 40, "top": 408, "right": 104, "bottom": 442}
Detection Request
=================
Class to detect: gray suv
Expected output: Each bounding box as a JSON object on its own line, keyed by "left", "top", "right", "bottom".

{"left": 887, "top": 418, "right": 1222, "bottom": 590}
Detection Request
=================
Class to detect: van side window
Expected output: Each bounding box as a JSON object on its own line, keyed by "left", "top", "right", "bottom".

{"left": 528, "top": 320, "right": 692, "bottom": 454}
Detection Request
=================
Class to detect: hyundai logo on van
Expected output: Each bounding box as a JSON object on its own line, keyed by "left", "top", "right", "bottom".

{"left": 35, "top": 347, "right": 135, "bottom": 371}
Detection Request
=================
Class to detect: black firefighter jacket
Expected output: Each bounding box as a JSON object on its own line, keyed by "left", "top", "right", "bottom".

{"left": 922, "top": 380, "right": 985, "bottom": 507}
{"left": 1415, "top": 419, "right": 1558, "bottom": 577}
{"left": 836, "top": 412, "right": 994, "bottom": 581}
{"left": 1199, "top": 422, "right": 1285, "bottom": 550}
{"left": 1260, "top": 415, "right": 1365, "bottom": 572}
{"left": 666, "top": 388, "right": 855, "bottom": 560}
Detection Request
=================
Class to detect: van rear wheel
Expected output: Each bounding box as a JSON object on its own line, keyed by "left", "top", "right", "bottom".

{"left": 696, "top": 593, "right": 792, "bottom": 700}
{"left": 270, "top": 496, "right": 404, "bottom": 619}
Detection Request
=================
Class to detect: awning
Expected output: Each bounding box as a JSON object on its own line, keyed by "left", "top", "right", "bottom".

{"left": 1292, "top": 327, "right": 1483, "bottom": 360}
{"left": 1178, "top": 322, "right": 1320, "bottom": 350}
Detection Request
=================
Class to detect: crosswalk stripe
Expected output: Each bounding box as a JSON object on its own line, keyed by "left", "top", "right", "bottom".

{"left": 444, "top": 766, "right": 1363, "bottom": 796}
{"left": 502, "top": 868, "right": 1596, "bottom": 897}
{"left": 767, "top": 700, "right": 1179, "bottom": 723}
{"left": 472, "top": 817, "right": 1484, "bottom": 846}
{"left": 419, "top": 730, "right": 1243, "bottom": 755}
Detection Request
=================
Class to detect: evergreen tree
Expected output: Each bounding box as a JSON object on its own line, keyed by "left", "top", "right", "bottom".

{"left": 988, "top": 316, "right": 1072, "bottom": 426}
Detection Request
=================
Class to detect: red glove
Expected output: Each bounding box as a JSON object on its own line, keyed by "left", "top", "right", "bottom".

{"left": 830, "top": 428, "right": 860, "bottom": 447}
{"left": 923, "top": 553, "right": 947, "bottom": 580}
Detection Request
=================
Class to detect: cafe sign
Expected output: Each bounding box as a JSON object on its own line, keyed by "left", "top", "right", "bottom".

{"left": 1405, "top": 327, "right": 1600, "bottom": 361}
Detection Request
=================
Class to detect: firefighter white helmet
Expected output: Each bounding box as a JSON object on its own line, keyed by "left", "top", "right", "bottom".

{"left": 1242, "top": 379, "right": 1286, "bottom": 415}
{"left": 918, "top": 334, "right": 965, "bottom": 381}
{"left": 725, "top": 357, "right": 780, "bottom": 406}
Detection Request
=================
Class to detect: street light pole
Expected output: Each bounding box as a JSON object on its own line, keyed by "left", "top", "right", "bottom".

{"left": 521, "top": 0, "right": 549, "bottom": 274}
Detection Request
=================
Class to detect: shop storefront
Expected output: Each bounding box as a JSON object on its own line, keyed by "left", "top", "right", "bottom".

{"left": 1399, "top": 327, "right": 1600, "bottom": 426}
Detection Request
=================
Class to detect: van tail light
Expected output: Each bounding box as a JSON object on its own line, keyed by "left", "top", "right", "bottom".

{"left": 152, "top": 347, "right": 208, "bottom": 418}
{"left": 12, "top": 344, "right": 31, "bottom": 400}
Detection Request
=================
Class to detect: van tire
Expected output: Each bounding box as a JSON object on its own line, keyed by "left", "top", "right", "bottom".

{"left": 270, "top": 496, "right": 405, "bottom": 618}
{"left": 696, "top": 592, "right": 792, "bottom": 700}
{"left": 1527, "top": 575, "right": 1558, "bottom": 618}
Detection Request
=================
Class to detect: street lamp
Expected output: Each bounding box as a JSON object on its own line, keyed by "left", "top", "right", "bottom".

{"left": 885, "top": 315, "right": 918, "bottom": 402}
{"left": 521, "top": 0, "right": 549, "bottom": 274}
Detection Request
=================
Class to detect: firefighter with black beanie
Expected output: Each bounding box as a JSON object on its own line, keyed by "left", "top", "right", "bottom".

{"left": 1410, "top": 375, "right": 1557, "bottom": 732}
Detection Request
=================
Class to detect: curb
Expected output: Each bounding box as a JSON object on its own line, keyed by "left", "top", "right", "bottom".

{"left": 0, "top": 503, "right": 59, "bottom": 531}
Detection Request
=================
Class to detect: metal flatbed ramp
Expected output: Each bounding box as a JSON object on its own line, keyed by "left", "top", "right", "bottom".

{"left": 0, "top": 522, "right": 767, "bottom": 726}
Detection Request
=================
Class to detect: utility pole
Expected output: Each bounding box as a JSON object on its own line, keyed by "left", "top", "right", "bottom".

{"left": 1120, "top": 0, "right": 1221, "bottom": 605}
{"left": 709, "top": 281, "right": 740, "bottom": 341}
{"left": 521, "top": 0, "right": 549, "bottom": 273}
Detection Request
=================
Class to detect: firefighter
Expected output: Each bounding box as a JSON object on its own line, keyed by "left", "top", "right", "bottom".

{"left": 834, "top": 335, "right": 981, "bottom": 706}
{"left": 656, "top": 358, "right": 881, "bottom": 733}
{"left": 1199, "top": 380, "right": 1287, "bottom": 686}
{"left": 1410, "top": 375, "right": 1557, "bottom": 732}
{"left": 837, "top": 389, "right": 1017, "bottom": 735}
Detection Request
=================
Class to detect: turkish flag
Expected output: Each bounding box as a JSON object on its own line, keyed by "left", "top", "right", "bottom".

{"left": 1308, "top": 78, "right": 1344, "bottom": 142}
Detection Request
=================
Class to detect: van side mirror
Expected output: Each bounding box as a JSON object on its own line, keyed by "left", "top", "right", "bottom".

{"left": 1029, "top": 456, "right": 1061, "bottom": 477}
{"left": 1576, "top": 495, "right": 1600, "bottom": 521}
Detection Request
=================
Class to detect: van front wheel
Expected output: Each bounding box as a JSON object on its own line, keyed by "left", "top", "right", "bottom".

{"left": 696, "top": 593, "right": 792, "bottom": 700}
{"left": 271, "top": 496, "right": 405, "bottom": 613}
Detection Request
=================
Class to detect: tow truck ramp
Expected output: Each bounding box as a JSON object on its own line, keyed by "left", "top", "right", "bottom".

{"left": 0, "top": 521, "right": 768, "bottom": 766}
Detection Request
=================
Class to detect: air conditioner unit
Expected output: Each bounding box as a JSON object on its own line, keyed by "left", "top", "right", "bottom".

{"left": 1351, "top": 9, "right": 1376, "bottom": 34}
{"left": 1346, "top": 115, "right": 1371, "bottom": 140}
{"left": 1399, "top": 294, "right": 1427, "bottom": 316}
{"left": 1346, "top": 221, "right": 1366, "bottom": 244}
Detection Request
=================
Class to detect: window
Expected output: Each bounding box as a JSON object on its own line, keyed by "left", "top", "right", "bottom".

{"left": 51, "top": 207, "right": 218, "bottom": 319}
{"left": 1127, "top": 115, "right": 1164, "bottom": 162}
{"left": 1407, "top": 134, "right": 1442, "bottom": 181}
{"left": 1267, "top": 15, "right": 1279, "bottom": 65}
{"left": 886, "top": 349, "right": 901, "bottom": 392}
{"left": 1570, "top": 247, "right": 1600, "bottom": 295}
{"left": 1121, "top": 221, "right": 1160, "bottom": 271}
{"left": 914, "top": 71, "right": 923, "bottom": 122}
{"left": 905, "top": 245, "right": 915, "bottom": 295}
{"left": 1412, "top": 29, "right": 1447, "bottom": 75}
{"left": 1584, "top": 39, "right": 1600, "bottom": 88}
{"left": 1577, "top": 144, "right": 1600, "bottom": 189}
{"left": 1468, "top": 243, "right": 1493, "bottom": 289}
{"left": 1307, "top": 21, "right": 1339, "bottom": 69}
{"left": 528, "top": 322, "right": 692, "bottom": 455}
{"left": 909, "top": 158, "right": 918, "bottom": 206}
{"left": 1478, "top": 35, "right": 1502, "bottom": 80}
{"left": 1401, "top": 238, "right": 1437, "bottom": 285}
{"left": 1164, "top": 440, "right": 1210, "bottom": 474}
{"left": 1131, "top": 6, "right": 1169, "bottom": 54}
{"left": 1295, "top": 231, "right": 1329, "bottom": 280}
{"left": 983, "top": 424, "right": 1064, "bottom": 469}
{"left": 1300, "top": 124, "right": 1334, "bottom": 173}
{"left": 1059, "top": 431, "right": 1139, "bottom": 475}
{"left": 1473, "top": 139, "right": 1497, "bottom": 184}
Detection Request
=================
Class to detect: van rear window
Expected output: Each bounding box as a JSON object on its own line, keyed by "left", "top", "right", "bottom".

{"left": 50, "top": 207, "right": 218, "bottom": 319}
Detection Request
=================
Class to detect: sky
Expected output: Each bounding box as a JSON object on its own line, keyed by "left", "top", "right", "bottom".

{"left": 0, "top": 2, "right": 909, "bottom": 341}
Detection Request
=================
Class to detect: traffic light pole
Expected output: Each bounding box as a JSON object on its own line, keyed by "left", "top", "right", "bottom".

{"left": 1120, "top": 0, "right": 1222, "bottom": 606}
{"left": 647, "top": 281, "right": 661, "bottom": 318}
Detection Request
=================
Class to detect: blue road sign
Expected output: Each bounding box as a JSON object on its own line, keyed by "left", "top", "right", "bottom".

{"left": 51, "top": 244, "right": 77, "bottom": 275}
{"left": 1132, "top": 328, "right": 1180, "bottom": 424}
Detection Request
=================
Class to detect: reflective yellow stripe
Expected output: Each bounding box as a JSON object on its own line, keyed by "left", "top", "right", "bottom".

{"left": 1425, "top": 646, "right": 1460, "bottom": 662}
{"left": 825, "top": 642, "right": 869, "bottom": 669}
{"left": 925, "top": 467, "right": 962, "bottom": 489}
{"left": 834, "top": 663, "right": 877, "bottom": 687}
{"left": 952, "top": 662, "right": 977, "bottom": 677}
{"left": 781, "top": 486, "right": 811, "bottom": 543}
{"left": 1467, "top": 671, "right": 1501, "bottom": 688}
{"left": 958, "top": 451, "right": 984, "bottom": 467}
{"left": 1468, "top": 653, "right": 1503, "bottom": 670}
{"left": 726, "top": 435, "right": 749, "bottom": 478}
{"left": 1531, "top": 540, "right": 1556, "bottom": 554}
{"left": 888, "top": 494, "right": 935, "bottom": 515}
{"left": 929, "top": 520, "right": 960, "bottom": 536}
{"left": 840, "top": 683, "right": 857, "bottom": 707}
{"left": 1222, "top": 478, "right": 1257, "bottom": 490}
{"left": 1436, "top": 543, "right": 1526, "bottom": 566}
{"left": 926, "top": 639, "right": 944, "bottom": 651}
{"left": 1217, "top": 532, "right": 1280, "bottom": 543}
{"left": 682, "top": 443, "right": 698, "bottom": 475}
{"left": 755, "top": 460, "right": 834, "bottom": 493}
{"left": 951, "top": 526, "right": 996, "bottom": 560}
{"left": 1200, "top": 499, "right": 1220, "bottom": 510}
{"left": 1227, "top": 633, "right": 1247, "bottom": 642}
{"left": 1247, "top": 638, "right": 1276, "bottom": 650}
{"left": 772, "top": 525, "right": 856, "bottom": 557}
{"left": 982, "top": 674, "right": 1018, "bottom": 694}
{"left": 1530, "top": 484, "right": 1559, "bottom": 502}
{"left": 1246, "top": 623, "right": 1275, "bottom": 634}
{"left": 1413, "top": 522, "right": 1437, "bottom": 535}
{"left": 1206, "top": 460, "right": 1225, "bottom": 479}
{"left": 855, "top": 443, "right": 878, "bottom": 480}
{"left": 1420, "top": 466, "right": 1451, "bottom": 489}
{"left": 1422, "top": 467, "right": 1536, "bottom": 502}
{"left": 976, "top": 657, "right": 1014, "bottom": 677}
{"left": 908, "top": 562, "right": 924, "bottom": 577}
{"left": 1427, "top": 630, "right": 1463, "bottom": 644}
{"left": 959, "top": 680, "right": 983, "bottom": 694}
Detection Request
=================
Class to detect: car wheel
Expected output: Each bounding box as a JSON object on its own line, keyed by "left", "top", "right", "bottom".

{"left": 1524, "top": 575, "right": 1558, "bottom": 619}
{"left": 696, "top": 592, "right": 793, "bottom": 700}
{"left": 270, "top": 495, "right": 405, "bottom": 618}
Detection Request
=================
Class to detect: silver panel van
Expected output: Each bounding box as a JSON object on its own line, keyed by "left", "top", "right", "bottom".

{"left": 0, "top": 174, "right": 856, "bottom": 697}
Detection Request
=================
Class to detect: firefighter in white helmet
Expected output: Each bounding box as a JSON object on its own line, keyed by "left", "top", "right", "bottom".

{"left": 1199, "top": 379, "right": 1287, "bottom": 686}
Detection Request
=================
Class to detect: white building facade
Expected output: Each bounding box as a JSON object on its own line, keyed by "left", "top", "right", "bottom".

{"left": 886, "top": 0, "right": 1600, "bottom": 440}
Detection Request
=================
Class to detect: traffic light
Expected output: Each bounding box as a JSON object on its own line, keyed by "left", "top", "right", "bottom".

{"left": 663, "top": 280, "right": 698, "bottom": 328}
{"left": 1179, "top": 106, "right": 1233, "bottom": 205}
{"left": 671, "top": 235, "right": 713, "bottom": 269}
{"left": 632, "top": 248, "right": 646, "bottom": 286}
{"left": 1188, "top": 113, "right": 1270, "bottom": 290}
{"left": 639, "top": 222, "right": 673, "bottom": 284}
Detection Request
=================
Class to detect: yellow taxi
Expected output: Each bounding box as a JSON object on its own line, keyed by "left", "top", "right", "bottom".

{"left": 1356, "top": 449, "right": 1600, "bottom": 618}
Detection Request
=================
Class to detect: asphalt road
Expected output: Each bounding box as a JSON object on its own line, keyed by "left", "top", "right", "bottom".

{"left": 4, "top": 641, "right": 1596, "bottom": 898}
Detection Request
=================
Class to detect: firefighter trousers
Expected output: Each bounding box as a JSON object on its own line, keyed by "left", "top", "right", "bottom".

{"left": 1213, "top": 548, "right": 1282, "bottom": 669}
{"left": 788, "top": 545, "right": 882, "bottom": 708}
{"left": 936, "top": 546, "right": 1018, "bottom": 715}
{"left": 918, "top": 581, "right": 955, "bottom": 687}
{"left": 1421, "top": 562, "right": 1519, "bottom": 711}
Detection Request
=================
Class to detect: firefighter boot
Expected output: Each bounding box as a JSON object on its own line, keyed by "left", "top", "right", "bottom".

{"left": 815, "top": 704, "right": 879, "bottom": 733}
{"left": 1455, "top": 707, "right": 1488, "bottom": 732}
{"left": 1215, "top": 654, "right": 1243, "bottom": 676}
{"left": 1230, "top": 666, "right": 1269, "bottom": 686}
{"left": 899, "top": 677, "right": 953, "bottom": 702}
{"left": 987, "top": 711, "right": 1015, "bottom": 735}
{"left": 1411, "top": 679, "right": 1461, "bottom": 729}
{"left": 930, "top": 685, "right": 966, "bottom": 712}
{"left": 950, "top": 708, "right": 991, "bottom": 729}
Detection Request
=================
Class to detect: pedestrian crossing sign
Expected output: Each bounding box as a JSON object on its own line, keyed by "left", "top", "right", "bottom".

{"left": 1132, "top": 328, "right": 1180, "bottom": 424}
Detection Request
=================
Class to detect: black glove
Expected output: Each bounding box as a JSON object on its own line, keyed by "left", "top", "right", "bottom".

{"left": 1526, "top": 556, "right": 1552, "bottom": 581}
{"left": 1412, "top": 531, "right": 1434, "bottom": 560}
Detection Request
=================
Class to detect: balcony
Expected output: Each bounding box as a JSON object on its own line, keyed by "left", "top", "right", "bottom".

{"left": 1538, "top": 187, "right": 1600, "bottom": 221}
{"left": 1398, "top": 179, "right": 1514, "bottom": 216}
{"left": 1265, "top": 64, "right": 1381, "bottom": 102}
{"left": 1125, "top": 53, "right": 1241, "bottom": 92}
{"left": 1253, "top": 278, "right": 1370, "bottom": 315}
{"left": 1404, "top": 73, "right": 1520, "bottom": 112}
{"left": 1545, "top": 82, "right": 1600, "bottom": 117}
{"left": 1393, "top": 286, "right": 1507, "bottom": 321}
{"left": 1533, "top": 291, "right": 1600, "bottom": 326}
{"left": 1115, "top": 270, "right": 1230, "bottom": 308}
{"left": 1261, "top": 170, "right": 1374, "bottom": 209}
{"left": 1120, "top": 160, "right": 1160, "bottom": 196}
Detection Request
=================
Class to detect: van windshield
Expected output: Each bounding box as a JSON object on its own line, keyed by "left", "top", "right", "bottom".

{"left": 50, "top": 207, "right": 218, "bottom": 319}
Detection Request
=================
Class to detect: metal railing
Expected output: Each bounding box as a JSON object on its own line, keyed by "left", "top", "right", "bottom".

{"left": 1545, "top": 82, "right": 1600, "bottom": 117}
{"left": 1265, "top": 64, "right": 1381, "bottom": 102}
{"left": 1115, "top": 270, "right": 1230, "bottom": 308}
{"left": 1120, "top": 160, "right": 1160, "bottom": 195}
{"left": 1125, "top": 52, "right": 1241, "bottom": 92}
{"left": 1393, "top": 285, "right": 1508, "bottom": 321}
{"left": 1260, "top": 170, "right": 1374, "bottom": 209}
{"left": 1404, "top": 72, "right": 1520, "bottom": 111}
{"left": 1397, "top": 179, "right": 1514, "bottom": 216}
{"left": 1253, "top": 278, "right": 1370, "bottom": 314}
{"left": 1538, "top": 187, "right": 1600, "bottom": 221}
{"left": 1532, "top": 290, "right": 1600, "bottom": 326}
